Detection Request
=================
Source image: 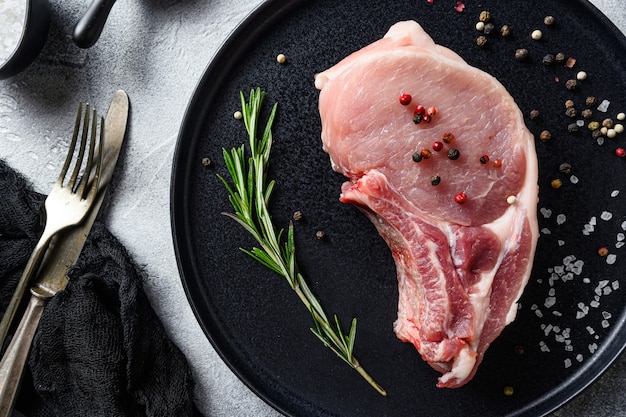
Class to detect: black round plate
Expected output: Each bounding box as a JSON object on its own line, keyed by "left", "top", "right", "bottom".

{"left": 171, "top": 1, "right": 626, "bottom": 416}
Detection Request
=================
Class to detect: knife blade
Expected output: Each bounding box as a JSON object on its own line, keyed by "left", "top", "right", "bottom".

{"left": 0, "top": 90, "right": 129, "bottom": 417}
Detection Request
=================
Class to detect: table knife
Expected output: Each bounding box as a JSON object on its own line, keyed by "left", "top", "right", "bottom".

{"left": 0, "top": 90, "right": 129, "bottom": 417}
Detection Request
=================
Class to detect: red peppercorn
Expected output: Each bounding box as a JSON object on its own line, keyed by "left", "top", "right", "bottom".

{"left": 616, "top": 148, "right": 626, "bottom": 158}
{"left": 399, "top": 93, "right": 412, "bottom": 106}
{"left": 493, "top": 159, "right": 502, "bottom": 168}
{"left": 421, "top": 148, "right": 432, "bottom": 159}
{"left": 480, "top": 154, "right": 489, "bottom": 164}
{"left": 414, "top": 105, "right": 426, "bottom": 116}
{"left": 432, "top": 141, "right": 443, "bottom": 152}
{"left": 427, "top": 106, "right": 438, "bottom": 117}
{"left": 422, "top": 114, "right": 432, "bottom": 123}
{"left": 442, "top": 132, "right": 455, "bottom": 143}
{"left": 454, "top": 192, "right": 467, "bottom": 204}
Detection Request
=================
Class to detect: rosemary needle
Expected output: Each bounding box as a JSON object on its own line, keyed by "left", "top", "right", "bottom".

{"left": 217, "top": 88, "right": 387, "bottom": 397}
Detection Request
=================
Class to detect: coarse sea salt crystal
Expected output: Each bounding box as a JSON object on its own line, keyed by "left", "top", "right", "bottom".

{"left": 0, "top": 0, "right": 27, "bottom": 65}
{"left": 597, "top": 99, "right": 610, "bottom": 112}
{"left": 600, "top": 211, "right": 613, "bottom": 221}
{"left": 556, "top": 214, "right": 566, "bottom": 225}
{"left": 606, "top": 254, "right": 617, "bottom": 264}
{"left": 611, "top": 190, "right": 620, "bottom": 197}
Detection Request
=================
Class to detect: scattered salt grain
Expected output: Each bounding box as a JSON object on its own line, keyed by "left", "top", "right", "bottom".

{"left": 600, "top": 211, "right": 613, "bottom": 221}
{"left": 606, "top": 254, "right": 617, "bottom": 264}
{"left": 612, "top": 281, "right": 619, "bottom": 290}
{"left": 564, "top": 358, "right": 572, "bottom": 368}
{"left": 540, "top": 341, "right": 551, "bottom": 352}
{"left": 576, "top": 354, "right": 584, "bottom": 362}
{"left": 570, "top": 175, "right": 579, "bottom": 184}
{"left": 601, "top": 320, "right": 610, "bottom": 328}
{"left": 540, "top": 207, "right": 552, "bottom": 218}
{"left": 545, "top": 297, "right": 556, "bottom": 308}
{"left": 556, "top": 214, "right": 566, "bottom": 225}
{"left": 589, "top": 343, "right": 598, "bottom": 353}
{"left": 0, "top": 0, "right": 27, "bottom": 65}
{"left": 611, "top": 190, "right": 620, "bottom": 197}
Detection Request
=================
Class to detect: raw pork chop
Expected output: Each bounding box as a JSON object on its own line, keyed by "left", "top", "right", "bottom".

{"left": 315, "top": 21, "right": 539, "bottom": 388}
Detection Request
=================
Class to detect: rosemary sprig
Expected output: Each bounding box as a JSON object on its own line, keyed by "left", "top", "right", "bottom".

{"left": 217, "top": 88, "right": 386, "bottom": 397}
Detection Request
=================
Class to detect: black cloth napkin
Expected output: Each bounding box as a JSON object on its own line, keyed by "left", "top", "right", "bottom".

{"left": 0, "top": 159, "right": 201, "bottom": 417}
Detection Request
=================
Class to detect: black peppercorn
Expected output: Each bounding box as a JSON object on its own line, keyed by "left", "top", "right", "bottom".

{"left": 412, "top": 151, "right": 423, "bottom": 162}
{"left": 483, "top": 23, "right": 495, "bottom": 35}
{"left": 515, "top": 48, "right": 529, "bottom": 61}
{"left": 447, "top": 148, "right": 460, "bottom": 160}
{"left": 559, "top": 162, "right": 572, "bottom": 174}
{"left": 565, "top": 107, "right": 577, "bottom": 118}
{"left": 413, "top": 113, "right": 423, "bottom": 124}
{"left": 567, "top": 123, "right": 579, "bottom": 133}
{"left": 529, "top": 109, "right": 539, "bottom": 119}
{"left": 586, "top": 96, "right": 597, "bottom": 107}
{"left": 431, "top": 175, "right": 441, "bottom": 186}
{"left": 565, "top": 79, "right": 577, "bottom": 91}
{"left": 555, "top": 52, "right": 565, "bottom": 63}
{"left": 542, "top": 54, "right": 555, "bottom": 65}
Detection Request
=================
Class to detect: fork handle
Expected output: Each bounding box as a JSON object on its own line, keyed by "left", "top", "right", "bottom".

{"left": 0, "top": 293, "right": 47, "bottom": 417}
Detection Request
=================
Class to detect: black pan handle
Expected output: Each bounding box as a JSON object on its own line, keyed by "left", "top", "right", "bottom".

{"left": 72, "top": 0, "right": 117, "bottom": 48}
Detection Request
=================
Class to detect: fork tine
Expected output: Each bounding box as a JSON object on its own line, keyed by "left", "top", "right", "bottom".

{"left": 77, "top": 109, "right": 99, "bottom": 199}
{"left": 57, "top": 102, "right": 83, "bottom": 184}
{"left": 89, "top": 116, "right": 105, "bottom": 200}
{"left": 68, "top": 104, "right": 90, "bottom": 191}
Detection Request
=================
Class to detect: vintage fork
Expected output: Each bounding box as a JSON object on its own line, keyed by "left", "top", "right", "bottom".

{"left": 0, "top": 103, "right": 103, "bottom": 348}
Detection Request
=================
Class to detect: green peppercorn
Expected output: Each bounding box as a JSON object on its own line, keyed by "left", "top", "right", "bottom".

{"left": 588, "top": 121, "right": 600, "bottom": 131}
{"left": 479, "top": 10, "right": 491, "bottom": 22}
{"left": 447, "top": 148, "right": 460, "bottom": 160}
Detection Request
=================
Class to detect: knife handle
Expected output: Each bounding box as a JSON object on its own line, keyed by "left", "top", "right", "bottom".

{"left": 0, "top": 292, "right": 47, "bottom": 417}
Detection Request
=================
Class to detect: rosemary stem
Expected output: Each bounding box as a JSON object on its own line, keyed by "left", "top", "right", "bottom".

{"left": 221, "top": 88, "right": 386, "bottom": 397}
